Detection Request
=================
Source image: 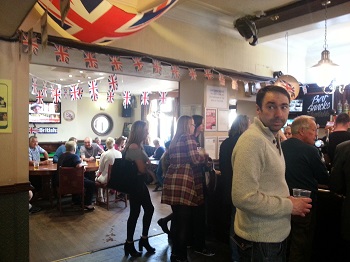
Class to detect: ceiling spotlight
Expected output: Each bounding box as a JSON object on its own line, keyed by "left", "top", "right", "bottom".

{"left": 79, "top": 70, "right": 84, "bottom": 73}
{"left": 68, "top": 74, "right": 72, "bottom": 78}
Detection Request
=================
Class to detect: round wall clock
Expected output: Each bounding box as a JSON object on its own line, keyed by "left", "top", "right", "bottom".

{"left": 63, "top": 110, "right": 75, "bottom": 121}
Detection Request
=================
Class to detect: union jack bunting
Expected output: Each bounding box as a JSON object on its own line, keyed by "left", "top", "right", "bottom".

{"left": 171, "top": 65, "right": 180, "bottom": 79}
{"left": 88, "top": 80, "right": 99, "bottom": 101}
{"left": 108, "top": 74, "right": 118, "bottom": 91}
{"left": 78, "top": 86, "right": 84, "bottom": 99}
{"left": 31, "top": 77, "right": 38, "bottom": 95}
{"left": 50, "top": 84, "right": 55, "bottom": 98}
{"left": 63, "top": 87, "right": 69, "bottom": 99}
{"left": 42, "top": 81, "right": 48, "bottom": 97}
{"left": 83, "top": 51, "right": 98, "bottom": 69}
{"left": 219, "top": 73, "right": 225, "bottom": 86}
{"left": 29, "top": 126, "right": 39, "bottom": 134}
{"left": 54, "top": 44, "right": 69, "bottom": 64}
{"left": 204, "top": 69, "right": 214, "bottom": 80}
{"left": 122, "top": 91, "right": 131, "bottom": 108}
{"left": 36, "top": 90, "right": 44, "bottom": 104}
{"left": 22, "top": 32, "right": 39, "bottom": 55}
{"left": 189, "top": 68, "right": 197, "bottom": 80}
{"left": 231, "top": 78, "right": 238, "bottom": 90}
{"left": 152, "top": 59, "right": 162, "bottom": 75}
{"left": 36, "top": 0, "right": 178, "bottom": 43}
{"left": 132, "top": 57, "right": 144, "bottom": 72}
{"left": 107, "top": 90, "right": 114, "bottom": 103}
{"left": 52, "top": 87, "right": 61, "bottom": 103}
{"left": 70, "top": 84, "right": 79, "bottom": 101}
{"left": 109, "top": 55, "right": 123, "bottom": 71}
{"left": 159, "top": 91, "right": 167, "bottom": 104}
{"left": 141, "top": 91, "right": 149, "bottom": 106}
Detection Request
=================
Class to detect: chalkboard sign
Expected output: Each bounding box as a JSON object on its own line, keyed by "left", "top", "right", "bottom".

{"left": 302, "top": 93, "right": 332, "bottom": 127}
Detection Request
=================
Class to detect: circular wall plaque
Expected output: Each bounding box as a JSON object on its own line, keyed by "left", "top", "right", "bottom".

{"left": 63, "top": 110, "right": 75, "bottom": 121}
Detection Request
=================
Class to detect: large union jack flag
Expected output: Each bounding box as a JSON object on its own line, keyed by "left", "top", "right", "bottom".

{"left": 54, "top": 44, "right": 69, "bottom": 64}
{"left": 123, "top": 91, "right": 131, "bottom": 108}
{"left": 83, "top": 51, "right": 98, "bottom": 69}
{"left": 37, "top": 0, "right": 178, "bottom": 43}
{"left": 108, "top": 74, "right": 118, "bottom": 91}
{"left": 141, "top": 91, "right": 149, "bottom": 106}
{"left": 109, "top": 56, "right": 123, "bottom": 71}
{"left": 88, "top": 80, "right": 99, "bottom": 101}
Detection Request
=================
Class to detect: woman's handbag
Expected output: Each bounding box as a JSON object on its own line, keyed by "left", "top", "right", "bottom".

{"left": 107, "top": 154, "right": 139, "bottom": 194}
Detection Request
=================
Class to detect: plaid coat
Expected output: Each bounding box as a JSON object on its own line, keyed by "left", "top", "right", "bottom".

{"left": 161, "top": 134, "right": 206, "bottom": 206}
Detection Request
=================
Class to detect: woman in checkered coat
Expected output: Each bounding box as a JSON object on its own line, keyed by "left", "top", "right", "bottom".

{"left": 162, "top": 115, "right": 209, "bottom": 262}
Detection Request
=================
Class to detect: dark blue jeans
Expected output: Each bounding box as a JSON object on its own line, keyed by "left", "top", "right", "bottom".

{"left": 234, "top": 234, "right": 287, "bottom": 262}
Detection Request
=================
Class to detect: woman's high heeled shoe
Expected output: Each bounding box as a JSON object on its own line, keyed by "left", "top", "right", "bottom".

{"left": 124, "top": 241, "right": 142, "bottom": 257}
{"left": 139, "top": 236, "right": 156, "bottom": 253}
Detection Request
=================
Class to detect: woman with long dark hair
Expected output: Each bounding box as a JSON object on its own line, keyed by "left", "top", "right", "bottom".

{"left": 192, "top": 115, "right": 204, "bottom": 147}
{"left": 123, "top": 120, "right": 155, "bottom": 257}
{"left": 162, "top": 115, "right": 211, "bottom": 262}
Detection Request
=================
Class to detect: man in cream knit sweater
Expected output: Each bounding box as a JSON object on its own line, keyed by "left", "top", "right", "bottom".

{"left": 232, "top": 85, "right": 312, "bottom": 261}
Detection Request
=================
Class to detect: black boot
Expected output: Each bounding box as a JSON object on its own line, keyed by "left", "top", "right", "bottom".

{"left": 157, "top": 218, "right": 171, "bottom": 234}
{"left": 139, "top": 236, "right": 156, "bottom": 253}
{"left": 170, "top": 254, "right": 188, "bottom": 262}
{"left": 124, "top": 241, "right": 142, "bottom": 257}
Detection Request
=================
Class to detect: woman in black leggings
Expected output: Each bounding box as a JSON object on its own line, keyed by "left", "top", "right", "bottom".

{"left": 123, "top": 120, "right": 155, "bottom": 257}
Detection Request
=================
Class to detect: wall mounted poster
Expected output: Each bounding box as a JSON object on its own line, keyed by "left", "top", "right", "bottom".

{"left": 205, "top": 108, "right": 217, "bottom": 131}
{"left": 0, "top": 79, "right": 12, "bottom": 133}
{"left": 205, "top": 86, "right": 228, "bottom": 108}
{"left": 218, "top": 109, "right": 229, "bottom": 131}
{"left": 204, "top": 136, "right": 217, "bottom": 159}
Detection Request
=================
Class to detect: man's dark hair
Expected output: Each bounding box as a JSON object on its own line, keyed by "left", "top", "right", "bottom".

{"left": 335, "top": 112, "right": 350, "bottom": 124}
{"left": 256, "top": 85, "right": 291, "bottom": 108}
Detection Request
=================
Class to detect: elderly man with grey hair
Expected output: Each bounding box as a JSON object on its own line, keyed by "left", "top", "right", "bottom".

{"left": 95, "top": 137, "right": 122, "bottom": 202}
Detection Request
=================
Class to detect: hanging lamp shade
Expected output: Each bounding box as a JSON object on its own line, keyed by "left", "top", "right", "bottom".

{"left": 312, "top": 49, "right": 339, "bottom": 67}
{"left": 35, "top": 0, "right": 178, "bottom": 44}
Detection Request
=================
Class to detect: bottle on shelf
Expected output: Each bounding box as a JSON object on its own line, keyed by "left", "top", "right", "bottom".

{"left": 337, "top": 100, "right": 343, "bottom": 115}
{"left": 344, "top": 100, "right": 349, "bottom": 115}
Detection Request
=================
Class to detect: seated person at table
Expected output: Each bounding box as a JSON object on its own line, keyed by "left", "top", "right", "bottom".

{"left": 56, "top": 141, "right": 95, "bottom": 211}
{"left": 94, "top": 136, "right": 106, "bottom": 151}
{"left": 152, "top": 138, "right": 165, "bottom": 160}
{"left": 143, "top": 136, "right": 155, "bottom": 157}
{"left": 29, "top": 135, "right": 50, "bottom": 166}
{"left": 80, "top": 137, "right": 104, "bottom": 162}
{"left": 53, "top": 137, "right": 80, "bottom": 163}
{"left": 95, "top": 137, "right": 122, "bottom": 202}
{"left": 114, "top": 136, "right": 127, "bottom": 151}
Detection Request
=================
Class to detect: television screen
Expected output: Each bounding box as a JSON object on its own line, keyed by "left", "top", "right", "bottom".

{"left": 289, "top": 99, "right": 303, "bottom": 112}
{"left": 29, "top": 101, "right": 61, "bottom": 124}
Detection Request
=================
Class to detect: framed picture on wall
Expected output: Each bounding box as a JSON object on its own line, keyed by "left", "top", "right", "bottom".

{"left": 205, "top": 108, "right": 217, "bottom": 131}
{"left": 218, "top": 109, "right": 229, "bottom": 131}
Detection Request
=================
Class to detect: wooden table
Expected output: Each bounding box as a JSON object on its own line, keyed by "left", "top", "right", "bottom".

{"left": 29, "top": 162, "right": 99, "bottom": 206}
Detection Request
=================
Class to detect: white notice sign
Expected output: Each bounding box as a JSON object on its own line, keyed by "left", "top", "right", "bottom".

{"left": 206, "top": 86, "right": 228, "bottom": 109}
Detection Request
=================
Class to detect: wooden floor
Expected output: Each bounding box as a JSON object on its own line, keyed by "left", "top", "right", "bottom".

{"left": 29, "top": 185, "right": 230, "bottom": 262}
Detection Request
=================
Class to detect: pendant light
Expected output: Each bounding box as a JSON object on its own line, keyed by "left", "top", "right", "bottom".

{"left": 311, "top": 1, "right": 339, "bottom": 88}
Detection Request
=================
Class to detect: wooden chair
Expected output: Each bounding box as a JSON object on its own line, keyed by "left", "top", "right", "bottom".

{"left": 95, "top": 164, "right": 127, "bottom": 210}
{"left": 57, "top": 166, "right": 85, "bottom": 214}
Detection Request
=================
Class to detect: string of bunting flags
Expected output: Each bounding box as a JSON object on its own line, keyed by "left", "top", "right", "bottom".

{"left": 24, "top": 31, "right": 271, "bottom": 108}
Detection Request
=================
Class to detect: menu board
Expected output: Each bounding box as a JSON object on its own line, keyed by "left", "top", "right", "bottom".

{"left": 302, "top": 93, "right": 332, "bottom": 127}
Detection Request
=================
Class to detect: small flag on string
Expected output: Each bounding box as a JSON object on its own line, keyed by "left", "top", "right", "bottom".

{"left": 152, "top": 59, "right": 162, "bottom": 75}
{"left": 42, "top": 81, "right": 48, "bottom": 97}
{"left": 219, "top": 73, "right": 225, "bottom": 86}
{"left": 109, "top": 55, "right": 123, "bottom": 71}
{"left": 88, "top": 80, "right": 99, "bottom": 101}
{"left": 78, "top": 86, "right": 84, "bottom": 99}
{"left": 189, "top": 68, "right": 197, "bottom": 80}
{"left": 141, "top": 91, "right": 149, "bottom": 106}
{"left": 231, "top": 78, "right": 238, "bottom": 90}
{"left": 29, "top": 126, "right": 39, "bottom": 134}
{"left": 31, "top": 33, "right": 39, "bottom": 56}
{"left": 54, "top": 44, "right": 69, "bottom": 64}
{"left": 132, "top": 57, "right": 144, "bottom": 72}
{"left": 70, "top": 84, "right": 79, "bottom": 101}
{"left": 36, "top": 90, "right": 44, "bottom": 104}
{"left": 60, "top": 0, "right": 70, "bottom": 26}
{"left": 159, "top": 91, "right": 167, "bottom": 104}
{"left": 50, "top": 84, "right": 55, "bottom": 98}
{"left": 204, "top": 69, "right": 213, "bottom": 80}
{"left": 107, "top": 90, "right": 114, "bottom": 103}
{"left": 63, "top": 87, "right": 69, "bottom": 99}
{"left": 171, "top": 65, "right": 180, "bottom": 79}
{"left": 108, "top": 74, "right": 118, "bottom": 91}
{"left": 122, "top": 91, "right": 131, "bottom": 108}
{"left": 83, "top": 51, "right": 98, "bottom": 69}
{"left": 31, "top": 77, "right": 38, "bottom": 95}
{"left": 52, "top": 87, "right": 61, "bottom": 104}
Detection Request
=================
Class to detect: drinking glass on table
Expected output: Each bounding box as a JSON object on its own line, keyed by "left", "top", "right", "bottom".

{"left": 33, "top": 161, "right": 39, "bottom": 170}
{"left": 81, "top": 153, "right": 85, "bottom": 162}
